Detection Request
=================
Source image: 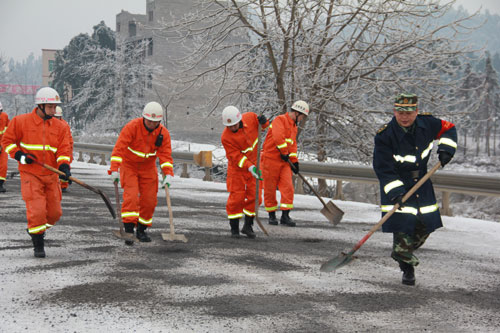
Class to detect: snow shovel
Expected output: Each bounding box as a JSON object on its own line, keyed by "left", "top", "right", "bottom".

{"left": 161, "top": 185, "right": 187, "bottom": 242}
{"left": 320, "top": 161, "right": 442, "bottom": 272}
{"left": 33, "top": 159, "right": 116, "bottom": 219}
{"left": 288, "top": 160, "right": 344, "bottom": 225}
{"left": 112, "top": 181, "right": 138, "bottom": 242}
{"left": 253, "top": 122, "right": 269, "bottom": 236}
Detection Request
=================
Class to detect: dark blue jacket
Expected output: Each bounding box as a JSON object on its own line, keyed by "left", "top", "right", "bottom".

{"left": 373, "top": 114, "right": 457, "bottom": 234}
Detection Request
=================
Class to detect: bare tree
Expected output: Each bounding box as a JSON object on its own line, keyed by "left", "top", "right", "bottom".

{"left": 160, "top": 1, "right": 477, "bottom": 167}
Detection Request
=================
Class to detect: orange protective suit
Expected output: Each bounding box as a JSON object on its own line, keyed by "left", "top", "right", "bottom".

{"left": 261, "top": 112, "right": 298, "bottom": 212}
{"left": 58, "top": 118, "right": 73, "bottom": 189}
{"left": 221, "top": 112, "right": 269, "bottom": 219}
{"left": 1, "top": 108, "right": 71, "bottom": 234}
{"left": 0, "top": 111, "right": 10, "bottom": 181}
{"left": 109, "top": 118, "right": 173, "bottom": 228}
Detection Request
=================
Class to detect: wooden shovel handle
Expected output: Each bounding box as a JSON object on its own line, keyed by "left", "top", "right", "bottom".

{"left": 288, "top": 160, "right": 328, "bottom": 207}
{"left": 165, "top": 185, "right": 175, "bottom": 235}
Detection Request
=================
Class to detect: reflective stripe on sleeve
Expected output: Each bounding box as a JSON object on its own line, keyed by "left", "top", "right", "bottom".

{"left": 161, "top": 161, "right": 173, "bottom": 169}
{"left": 421, "top": 142, "right": 433, "bottom": 160}
{"left": 238, "top": 156, "right": 248, "bottom": 168}
{"left": 438, "top": 137, "right": 457, "bottom": 149}
{"left": 384, "top": 180, "right": 404, "bottom": 194}
{"left": 111, "top": 156, "right": 123, "bottom": 163}
{"left": 57, "top": 156, "right": 71, "bottom": 163}
{"left": 5, "top": 144, "right": 17, "bottom": 154}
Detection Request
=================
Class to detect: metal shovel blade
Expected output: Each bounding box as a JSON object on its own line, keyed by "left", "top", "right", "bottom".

{"left": 112, "top": 230, "right": 138, "bottom": 242}
{"left": 320, "top": 251, "right": 355, "bottom": 272}
{"left": 321, "top": 201, "right": 344, "bottom": 225}
{"left": 161, "top": 232, "right": 188, "bottom": 243}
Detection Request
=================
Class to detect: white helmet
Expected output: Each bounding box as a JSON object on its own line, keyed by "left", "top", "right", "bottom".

{"left": 55, "top": 106, "right": 63, "bottom": 117}
{"left": 0, "top": 101, "right": 3, "bottom": 111}
{"left": 35, "top": 87, "right": 61, "bottom": 105}
{"left": 222, "top": 106, "right": 242, "bottom": 126}
{"left": 142, "top": 102, "right": 163, "bottom": 121}
{"left": 291, "top": 100, "right": 309, "bottom": 116}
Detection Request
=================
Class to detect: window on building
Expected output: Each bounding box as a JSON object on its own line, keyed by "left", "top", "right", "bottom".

{"left": 117, "top": 22, "right": 121, "bottom": 32}
{"left": 48, "top": 60, "right": 54, "bottom": 72}
{"left": 148, "top": 38, "right": 153, "bottom": 56}
{"left": 149, "top": 11, "right": 153, "bottom": 22}
{"left": 129, "top": 22, "right": 136, "bottom": 37}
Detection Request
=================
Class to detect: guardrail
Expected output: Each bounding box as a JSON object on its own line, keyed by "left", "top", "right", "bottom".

{"left": 74, "top": 142, "right": 213, "bottom": 181}
{"left": 74, "top": 142, "right": 500, "bottom": 216}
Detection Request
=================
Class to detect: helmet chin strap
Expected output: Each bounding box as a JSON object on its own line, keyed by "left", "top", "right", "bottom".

{"left": 39, "top": 104, "right": 53, "bottom": 120}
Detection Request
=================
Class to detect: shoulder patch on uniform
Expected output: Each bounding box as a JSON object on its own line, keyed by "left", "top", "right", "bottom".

{"left": 420, "top": 111, "right": 432, "bottom": 116}
{"left": 376, "top": 124, "right": 388, "bottom": 134}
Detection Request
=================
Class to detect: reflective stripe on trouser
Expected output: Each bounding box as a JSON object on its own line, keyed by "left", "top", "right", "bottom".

{"left": 225, "top": 170, "right": 261, "bottom": 219}
{"left": 391, "top": 218, "right": 430, "bottom": 266}
{"left": 20, "top": 171, "right": 62, "bottom": 234}
{"left": 262, "top": 157, "right": 294, "bottom": 212}
{"left": 120, "top": 162, "right": 158, "bottom": 226}
{"left": 0, "top": 146, "right": 8, "bottom": 180}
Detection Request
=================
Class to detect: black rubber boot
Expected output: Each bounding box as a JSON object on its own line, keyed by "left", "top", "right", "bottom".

{"left": 229, "top": 219, "right": 240, "bottom": 238}
{"left": 399, "top": 261, "right": 416, "bottom": 286}
{"left": 136, "top": 223, "right": 152, "bottom": 242}
{"left": 241, "top": 215, "right": 256, "bottom": 239}
{"left": 30, "top": 233, "right": 46, "bottom": 258}
{"left": 268, "top": 211, "right": 278, "bottom": 225}
{"left": 280, "top": 210, "right": 296, "bottom": 227}
{"left": 0, "top": 180, "right": 6, "bottom": 193}
{"left": 124, "top": 223, "right": 135, "bottom": 245}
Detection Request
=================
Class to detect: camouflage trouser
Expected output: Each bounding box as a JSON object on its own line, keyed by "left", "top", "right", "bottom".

{"left": 391, "top": 218, "right": 430, "bottom": 267}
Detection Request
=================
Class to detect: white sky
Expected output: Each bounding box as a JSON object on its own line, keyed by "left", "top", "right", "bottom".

{"left": 0, "top": 0, "right": 145, "bottom": 61}
{"left": 0, "top": 0, "right": 499, "bottom": 62}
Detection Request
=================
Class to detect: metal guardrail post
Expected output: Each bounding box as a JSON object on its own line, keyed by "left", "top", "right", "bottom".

{"left": 334, "top": 180, "right": 345, "bottom": 200}
{"left": 294, "top": 175, "right": 304, "bottom": 194}
{"left": 100, "top": 153, "right": 107, "bottom": 166}
{"left": 203, "top": 167, "right": 212, "bottom": 181}
{"left": 441, "top": 191, "right": 452, "bottom": 216}
{"left": 181, "top": 164, "right": 189, "bottom": 178}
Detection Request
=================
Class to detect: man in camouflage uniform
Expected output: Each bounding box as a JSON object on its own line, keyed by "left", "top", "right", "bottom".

{"left": 373, "top": 93, "right": 457, "bottom": 285}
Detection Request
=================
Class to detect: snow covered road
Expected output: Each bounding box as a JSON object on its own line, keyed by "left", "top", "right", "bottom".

{"left": 0, "top": 160, "right": 499, "bottom": 332}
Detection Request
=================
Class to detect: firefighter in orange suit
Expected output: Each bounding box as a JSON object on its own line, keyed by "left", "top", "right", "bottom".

{"left": 108, "top": 102, "right": 174, "bottom": 245}
{"left": 221, "top": 106, "right": 268, "bottom": 239}
{"left": 0, "top": 101, "right": 10, "bottom": 193}
{"left": 54, "top": 106, "right": 73, "bottom": 193}
{"left": 1, "top": 87, "right": 72, "bottom": 258}
{"left": 262, "top": 100, "right": 309, "bottom": 227}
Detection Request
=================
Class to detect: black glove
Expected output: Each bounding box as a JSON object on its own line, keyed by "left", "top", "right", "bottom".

{"left": 292, "top": 161, "right": 299, "bottom": 174}
{"left": 280, "top": 154, "right": 289, "bottom": 162}
{"left": 257, "top": 114, "right": 267, "bottom": 125}
{"left": 438, "top": 151, "right": 453, "bottom": 168}
{"left": 14, "top": 151, "right": 34, "bottom": 165}
{"left": 391, "top": 194, "right": 405, "bottom": 209}
{"left": 58, "top": 163, "right": 72, "bottom": 184}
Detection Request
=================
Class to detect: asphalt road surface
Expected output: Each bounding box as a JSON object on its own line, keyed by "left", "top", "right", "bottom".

{"left": 0, "top": 160, "right": 499, "bottom": 332}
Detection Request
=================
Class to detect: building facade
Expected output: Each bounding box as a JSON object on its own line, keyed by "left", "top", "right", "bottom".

{"left": 41, "top": 49, "right": 58, "bottom": 87}
{"left": 115, "top": 0, "right": 225, "bottom": 143}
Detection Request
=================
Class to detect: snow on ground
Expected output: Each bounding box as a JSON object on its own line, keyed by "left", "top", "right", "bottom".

{"left": 0, "top": 160, "right": 499, "bottom": 332}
